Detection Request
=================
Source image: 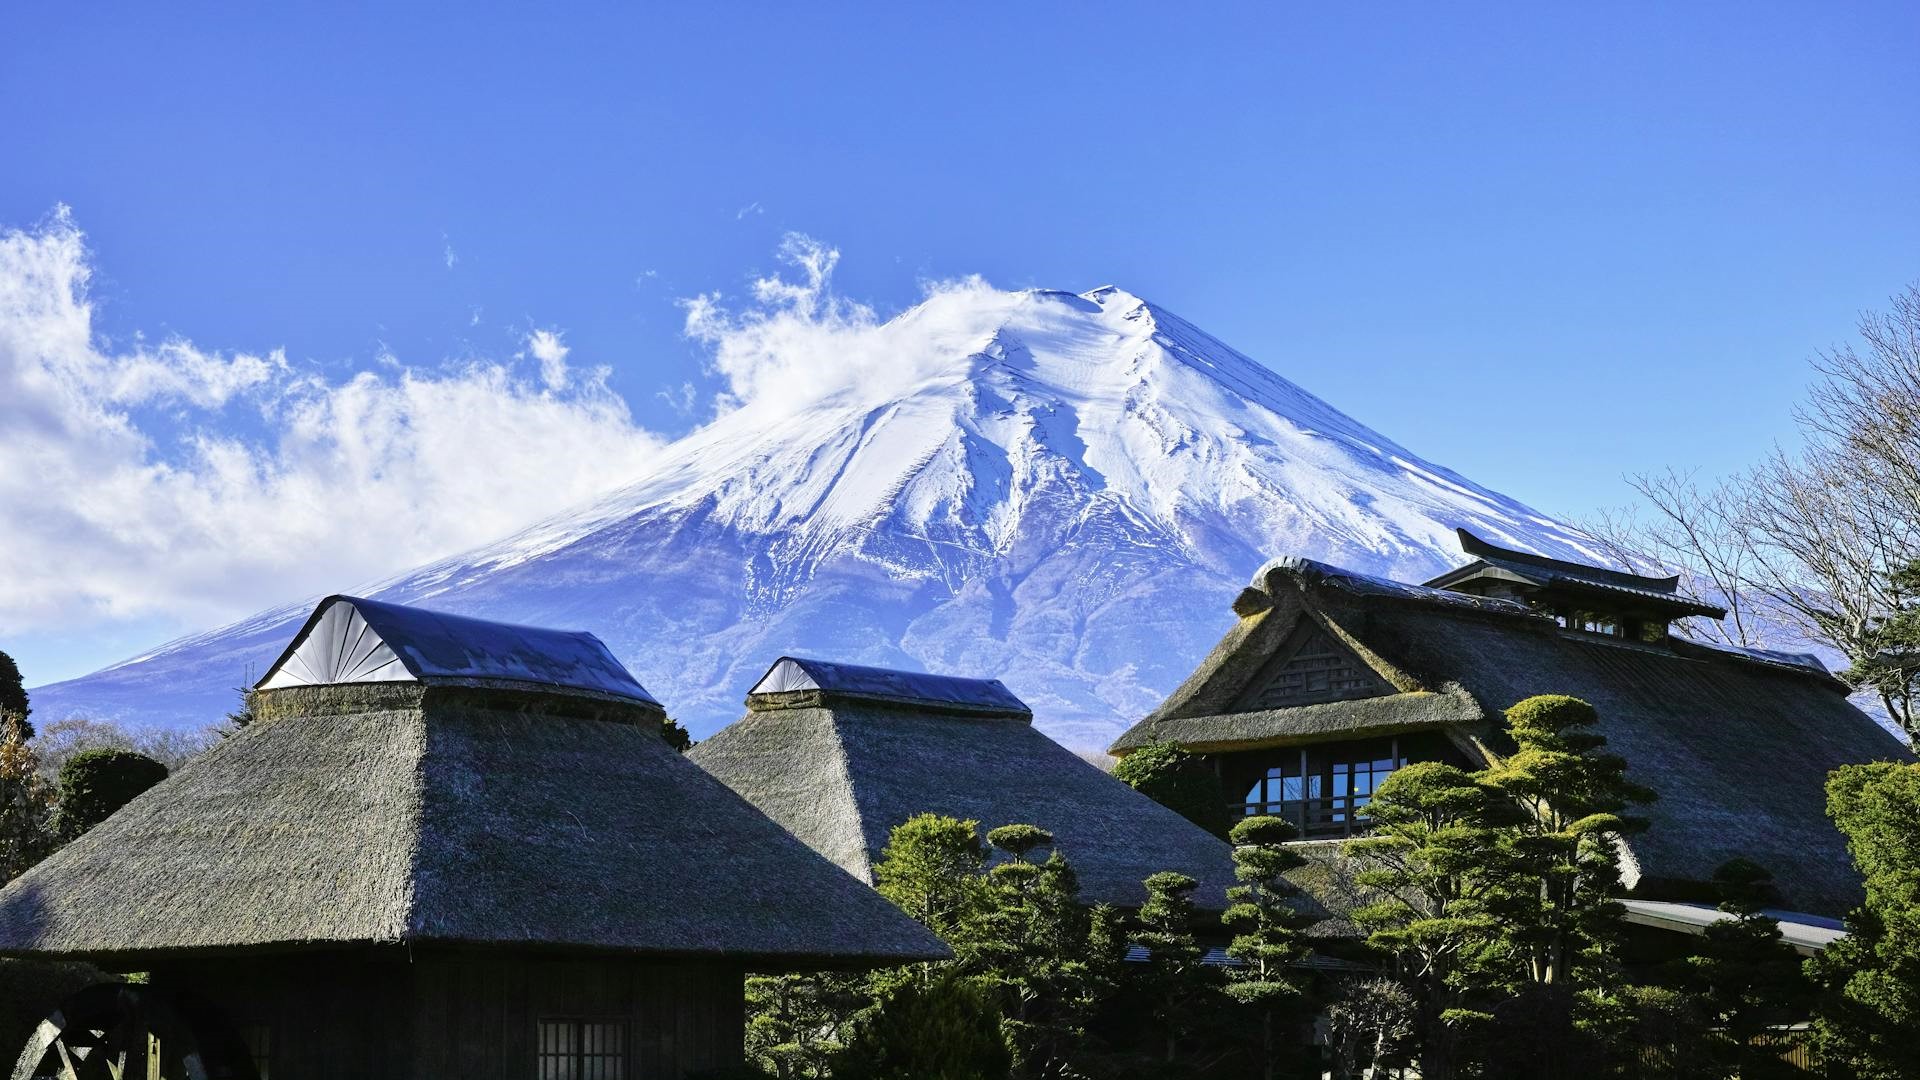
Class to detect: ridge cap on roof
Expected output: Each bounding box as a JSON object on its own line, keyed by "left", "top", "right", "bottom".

{"left": 255, "top": 594, "right": 663, "bottom": 708}
{"left": 1251, "top": 556, "right": 1541, "bottom": 620}
{"left": 746, "top": 655, "right": 1031, "bottom": 718}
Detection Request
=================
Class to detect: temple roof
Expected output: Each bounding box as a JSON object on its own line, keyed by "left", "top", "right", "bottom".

{"left": 1423, "top": 529, "right": 1728, "bottom": 620}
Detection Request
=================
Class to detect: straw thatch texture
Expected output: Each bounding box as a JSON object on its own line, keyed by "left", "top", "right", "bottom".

{"left": 1111, "top": 688, "right": 1485, "bottom": 754}
{"left": 690, "top": 698, "right": 1238, "bottom": 909}
{"left": 0, "top": 683, "right": 947, "bottom": 966}
{"left": 1112, "top": 558, "right": 1913, "bottom": 918}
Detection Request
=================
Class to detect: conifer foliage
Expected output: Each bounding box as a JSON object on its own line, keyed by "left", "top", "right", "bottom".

{"left": 1222, "top": 816, "right": 1312, "bottom": 1080}
{"left": 1482, "top": 694, "right": 1654, "bottom": 987}
{"left": 1807, "top": 761, "right": 1920, "bottom": 1080}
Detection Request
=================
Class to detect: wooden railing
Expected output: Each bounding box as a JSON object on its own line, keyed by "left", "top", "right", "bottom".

{"left": 1231, "top": 795, "right": 1373, "bottom": 840}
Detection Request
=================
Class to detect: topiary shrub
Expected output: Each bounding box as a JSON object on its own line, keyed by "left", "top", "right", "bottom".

{"left": 834, "top": 971, "right": 1011, "bottom": 1080}
{"left": 54, "top": 748, "right": 168, "bottom": 840}
{"left": 1112, "top": 741, "right": 1230, "bottom": 839}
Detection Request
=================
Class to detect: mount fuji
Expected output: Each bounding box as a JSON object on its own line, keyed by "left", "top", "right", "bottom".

{"left": 31, "top": 285, "right": 1607, "bottom": 748}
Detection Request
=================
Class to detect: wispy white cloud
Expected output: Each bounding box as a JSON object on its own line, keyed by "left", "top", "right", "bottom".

{"left": 680, "top": 232, "right": 1012, "bottom": 419}
{"left": 525, "top": 327, "right": 570, "bottom": 390}
{"left": 734, "top": 201, "right": 764, "bottom": 220}
{"left": 656, "top": 381, "right": 697, "bottom": 416}
{"left": 0, "top": 208, "right": 664, "bottom": 639}
{"left": 441, "top": 231, "right": 458, "bottom": 269}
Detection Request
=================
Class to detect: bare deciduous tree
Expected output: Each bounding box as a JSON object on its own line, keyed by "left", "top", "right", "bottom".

{"left": 1588, "top": 284, "right": 1920, "bottom": 737}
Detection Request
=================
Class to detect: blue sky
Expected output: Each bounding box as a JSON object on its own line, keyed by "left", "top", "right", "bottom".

{"left": 3, "top": 2, "right": 1917, "bottom": 683}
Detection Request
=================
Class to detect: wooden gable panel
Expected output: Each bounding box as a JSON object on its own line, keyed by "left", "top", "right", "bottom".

{"left": 1238, "top": 621, "right": 1388, "bottom": 710}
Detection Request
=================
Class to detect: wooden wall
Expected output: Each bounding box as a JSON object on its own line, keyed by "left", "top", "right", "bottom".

{"left": 156, "top": 948, "right": 745, "bottom": 1080}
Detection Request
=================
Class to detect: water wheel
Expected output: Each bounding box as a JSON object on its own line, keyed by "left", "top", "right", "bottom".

{"left": 10, "top": 983, "right": 258, "bottom": 1080}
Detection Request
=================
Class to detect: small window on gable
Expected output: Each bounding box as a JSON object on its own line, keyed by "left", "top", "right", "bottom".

{"left": 538, "top": 1019, "right": 626, "bottom": 1080}
{"left": 1246, "top": 625, "right": 1382, "bottom": 709}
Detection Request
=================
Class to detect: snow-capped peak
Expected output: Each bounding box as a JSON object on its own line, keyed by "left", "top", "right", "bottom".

{"left": 34, "top": 284, "right": 1603, "bottom": 746}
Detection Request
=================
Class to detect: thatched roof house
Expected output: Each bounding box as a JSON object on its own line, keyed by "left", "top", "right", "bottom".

{"left": 690, "top": 656, "right": 1237, "bottom": 909}
{"left": 1111, "top": 534, "right": 1913, "bottom": 921}
{"left": 0, "top": 596, "right": 944, "bottom": 1080}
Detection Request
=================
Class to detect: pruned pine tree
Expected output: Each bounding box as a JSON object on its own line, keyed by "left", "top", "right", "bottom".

{"left": 1482, "top": 695, "right": 1653, "bottom": 988}
{"left": 1675, "top": 859, "right": 1810, "bottom": 1079}
{"left": 745, "top": 972, "right": 869, "bottom": 1079}
{"left": 1129, "top": 871, "right": 1216, "bottom": 1067}
{"left": 872, "top": 812, "right": 988, "bottom": 950}
{"left": 1348, "top": 761, "right": 1513, "bottom": 1080}
{"left": 1221, "top": 815, "right": 1310, "bottom": 1080}
{"left": 975, "top": 824, "right": 1098, "bottom": 1079}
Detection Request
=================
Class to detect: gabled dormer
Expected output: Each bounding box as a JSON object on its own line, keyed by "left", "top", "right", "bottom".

{"left": 1423, "top": 529, "right": 1725, "bottom": 642}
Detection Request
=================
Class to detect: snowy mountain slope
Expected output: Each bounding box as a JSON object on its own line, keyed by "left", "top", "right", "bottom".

{"left": 31, "top": 286, "right": 1606, "bottom": 747}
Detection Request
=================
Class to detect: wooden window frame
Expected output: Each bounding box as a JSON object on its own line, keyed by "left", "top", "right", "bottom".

{"left": 536, "top": 1017, "right": 628, "bottom": 1080}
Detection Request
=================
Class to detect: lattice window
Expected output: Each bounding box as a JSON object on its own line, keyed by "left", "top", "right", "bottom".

{"left": 537, "top": 1019, "right": 627, "bottom": 1080}
{"left": 1250, "top": 629, "right": 1377, "bottom": 707}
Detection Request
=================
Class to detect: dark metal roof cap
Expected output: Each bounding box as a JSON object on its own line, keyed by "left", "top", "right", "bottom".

{"left": 255, "top": 595, "right": 662, "bottom": 708}
{"left": 746, "top": 656, "right": 1030, "bottom": 718}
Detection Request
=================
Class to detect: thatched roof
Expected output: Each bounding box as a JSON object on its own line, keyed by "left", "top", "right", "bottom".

{"left": 257, "top": 594, "right": 661, "bottom": 707}
{"left": 1112, "top": 556, "right": 1913, "bottom": 918}
{"left": 690, "top": 664, "right": 1237, "bottom": 909}
{"left": 0, "top": 604, "right": 946, "bottom": 968}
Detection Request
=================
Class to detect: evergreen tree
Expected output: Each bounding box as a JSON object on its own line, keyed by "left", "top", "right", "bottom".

{"left": 1348, "top": 761, "right": 1513, "bottom": 1079}
{"left": 0, "top": 722, "right": 54, "bottom": 883}
{"left": 1112, "top": 741, "right": 1230, "bottom": 839}
{"left": 872, "top": 813, "right": 988, "bottom": 950}
{"left": 745, "top": 972, "right": 869, "bottom": 1079}
{"left": 1324, "top": 978, "right": 1416, "bottom": 1080}
{"left": 1672, "top": 859, "right": 1810, "bottom": 1078}
{"left": 218, "top": 685, "right": 255, "bottom": 738}
{"left": 834, "top": 971, "right": 1012, "bottom": 1080}
{"left": 1806, "top": 761, "right": 1920, "bottom": 1080}
{"left": 1839, "top": 560, "right": 1920, "bottom": 732}
{"left": 1482, "top": 695, "right": 1654, "bottom": 987}
{"left": 974, "top": 825, "right": 1099, "bottom": 1079}
{"left": 0, "top": 651, "right": 30, "bottom": 741}
{"left": 1129, "top": 871, "right": 1217, "bottom": 1067}
{"left": 1221, "top": 815, "right": 1311, "bottom": 1080}
{"left": 52, "top": 748, "right": 168, "bottom": 840}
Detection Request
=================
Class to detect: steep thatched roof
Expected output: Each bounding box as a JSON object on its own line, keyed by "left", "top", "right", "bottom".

{"left": 689, "top": 665, "right": 1237, "bottom": 910}
{"left": 0, "top": 605, "right": 946, "bottom": 968}
{"left": 1113, "top": 556, "right": 1913, "bottom": 918}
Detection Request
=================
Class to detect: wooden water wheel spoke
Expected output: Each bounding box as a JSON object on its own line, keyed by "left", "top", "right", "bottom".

{"left": 10, "top": 985, "right": 252, "bottom": 1080}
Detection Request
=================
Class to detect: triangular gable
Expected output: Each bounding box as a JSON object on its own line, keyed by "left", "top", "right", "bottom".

{"left": 1233, "top": 616, "right": 1390, "bottom": 711}
{"left": 258, "top": 598, "right": 412, "bottom": 689}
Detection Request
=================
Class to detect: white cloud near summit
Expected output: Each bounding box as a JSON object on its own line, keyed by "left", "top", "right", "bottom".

{"left": 680, "top": 232, "right": 1019, "bottom": 420}
{"left": 0, "top": 209, "right": 664, "bottom": 640}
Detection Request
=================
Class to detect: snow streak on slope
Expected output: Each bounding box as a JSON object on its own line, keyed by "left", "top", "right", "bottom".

{"left": 33, "top": 286, "right": 1604, "bottom": 747}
